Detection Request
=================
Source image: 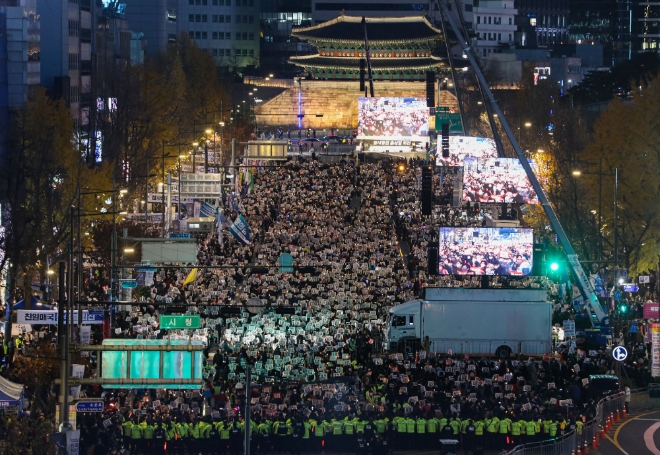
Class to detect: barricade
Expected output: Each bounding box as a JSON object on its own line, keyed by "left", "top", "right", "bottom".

{"left": 500, "top": 390, "right": 655, "bottom": 455}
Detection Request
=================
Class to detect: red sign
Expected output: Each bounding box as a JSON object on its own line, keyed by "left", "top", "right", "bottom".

{"left": 644, "top": 302, "right": 660, "bottom": 319}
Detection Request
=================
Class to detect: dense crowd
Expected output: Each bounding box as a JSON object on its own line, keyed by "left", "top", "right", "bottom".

{"left": 462, "top": 158, "right": 538, "bottom": 204}
{"left": 357, "top": 98, "right": 428, "bottom": 138}
{"left": 1, "top": 157, "right": 655, "bottom": 455}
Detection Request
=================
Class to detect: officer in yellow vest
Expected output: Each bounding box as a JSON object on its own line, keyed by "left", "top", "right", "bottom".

{"left": 511, "top": 419, "right": 522, "bottom": 447}
{"left": 526, "top": 419, "right": 537, "bottom": 444}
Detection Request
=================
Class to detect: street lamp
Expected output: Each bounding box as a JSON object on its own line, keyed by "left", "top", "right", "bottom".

{"left": 571, "top": 159, "right": 619, "bottom": 269}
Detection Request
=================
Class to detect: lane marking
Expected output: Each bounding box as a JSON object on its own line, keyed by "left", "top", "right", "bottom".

{"left": 612, "top": 411, "right": 660, "bottom": 455}
{"left": 636, "top": 419, "right": 660, "bottom": 421}
{"left": 605, "top": 434, "right": 630, "bottom": 455}
{"left": 644, "top": 422, "right": 660, "bottom": 455}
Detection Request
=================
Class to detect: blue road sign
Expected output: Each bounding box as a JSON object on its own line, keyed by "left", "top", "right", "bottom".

{"left": 76, "top": 401, "right": 104, "bottom": 412}
{"left": 121, "top": 280, "right": 138, "bottom": 289}
{"left": 170, "top": 233, "right": 191, "bottom": 239}
{"left": 612, "top": 346, "right": 628, "bottom": 362}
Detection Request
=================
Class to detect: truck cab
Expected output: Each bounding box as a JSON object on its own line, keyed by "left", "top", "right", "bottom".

{"left": 386, "top": 300, "right": 421, "bottom": 350}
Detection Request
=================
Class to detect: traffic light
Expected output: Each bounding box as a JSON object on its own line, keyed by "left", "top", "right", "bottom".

{"left": 619, "top": 303, "right": 628, "bottom": 314}
{"left": 550, "top": 262, "right": 560, "bottom": 272}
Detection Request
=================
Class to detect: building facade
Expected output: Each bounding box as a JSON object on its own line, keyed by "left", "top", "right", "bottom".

{"left": 514, "top": 0, "right": 569, "bottom": 47}
{"left": 178, "top": 0, "right": 260, "bottom": 68}
{"left": 473, "top": 0, "right": 518, "bottom": 59}
{"left": 121, "top": 0, "right": 177, "bottom": 58}
{"left": 260, "top": 0, "right": 313, "bottom": 77}
{"left": 0, "top": 0, "right": 40, "bottom": 160}
{"left": 38, "top": 0, "right": 93, "bottom": 128}
{"left": 311, "top": 0, "right": 435, "bottom": 23}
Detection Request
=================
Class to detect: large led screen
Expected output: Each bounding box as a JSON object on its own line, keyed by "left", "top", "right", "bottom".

{"left": 462, "top": 157, "right": 539, "bottom": 204}
{"left": 438, "top": 227, "right": 534, "bottom": 276}
{"left": 435, "top": 136, "right": 498, "bottom": 167}
{"left": 357, "top": 97, "right": 429, "bottom": 140}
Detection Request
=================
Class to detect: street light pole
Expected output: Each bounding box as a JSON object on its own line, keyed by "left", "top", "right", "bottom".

{"left": 57, "top": 261, "right": 69, "bottom": 431}
{"left": 598, "top": 158, "right": 603, "bottom": 263}
{"left": 614, "top": 167, "right": 619, "bottom": 277}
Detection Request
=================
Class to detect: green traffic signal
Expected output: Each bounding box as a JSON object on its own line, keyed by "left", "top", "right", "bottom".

{"left": 620, "top": 304, "right": 628, "bottom": 313}
{"left": 550, "top": 262, "right": 559, "bottom": 272}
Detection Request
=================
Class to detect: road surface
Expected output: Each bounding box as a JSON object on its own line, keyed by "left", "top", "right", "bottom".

{"left": 596, "top": 410, "right": 660, "bottom": 455}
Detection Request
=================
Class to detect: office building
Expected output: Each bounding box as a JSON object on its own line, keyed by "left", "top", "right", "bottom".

{"left": 473, "top": 0, "right": 517, "bottom": 59}
{"left": 38, "top": 0, "right": 93, "bottom": 128}
{"left": 0, "top": 0, "right": 40, "bottom": 159}
{"left": 120, "top": 0, "right": 177, "bottom": 57}
{"left": 311, "top": 0, "right": 436, "bottom": 23}
{"left": 514, "top": 0, "right": 569, "bottom": 47}
{"left": 260, "top": 0, "right": 313, "bottom": 77}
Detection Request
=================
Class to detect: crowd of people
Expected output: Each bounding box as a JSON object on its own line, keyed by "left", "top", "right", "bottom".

{"left": 357, "top": 98, "right": 428, "bottom": 138}
{"left": 1, "top": 156, "right": 655, "bottom": 455}
{"left": 462, "top": 158, "right": 538, "bottom": 204}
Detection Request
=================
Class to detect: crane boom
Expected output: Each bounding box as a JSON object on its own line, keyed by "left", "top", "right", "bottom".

{"left": 437, "top": 0, "right": 608, "bottom": 326}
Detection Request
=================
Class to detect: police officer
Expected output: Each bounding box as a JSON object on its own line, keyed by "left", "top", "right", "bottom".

{"left": 463, "top": 418, "right": 476, "bottom": 455}
{"left": 291, "top": 414, "right": 304, "bottom": 455}
{"left": 153, "top": 422, "right": 166, "bottom": 455}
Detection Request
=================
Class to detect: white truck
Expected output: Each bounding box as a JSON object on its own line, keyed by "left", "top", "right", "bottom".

{"left": 386, "top": 288, "right": 552, "bottom": 357}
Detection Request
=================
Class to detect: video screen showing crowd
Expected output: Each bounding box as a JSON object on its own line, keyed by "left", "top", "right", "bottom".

{"left": 462, "top": 158, "right": 539, "bottom": 204}
{"left": 357, "top": 97, "right": 429, "bottom": 139}
{"left": 438, "top": 228, "right": 534, "bottom": 276}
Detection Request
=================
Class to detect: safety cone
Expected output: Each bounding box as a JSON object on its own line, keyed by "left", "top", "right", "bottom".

{"left": 611, "top": 412, "right": 615, "bottom": 427}
{"left": 584, "top": 440, "right": 590, "bottom": 454}
{"left": 600, "top": 425, "right": 606, "bottom": 439}
{"left": 623, "top": 406, "right": 627, "bottom": 418}
{"left": 616, "top": 409, "right": 621, "bottom": 422}
{"left": 593, "top": 435, "right": 598, "bottom": 449}
{"left": 577, "top": 445, "right": 582, "bottom": 455}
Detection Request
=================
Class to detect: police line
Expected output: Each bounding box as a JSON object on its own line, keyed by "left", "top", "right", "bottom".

{"left": 17, "top": 309, "right": 104, "bottom": 325}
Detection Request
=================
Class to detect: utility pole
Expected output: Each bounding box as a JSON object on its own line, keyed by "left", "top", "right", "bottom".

{"left": 57, "top": 261, "right": 70, "bottom": 431}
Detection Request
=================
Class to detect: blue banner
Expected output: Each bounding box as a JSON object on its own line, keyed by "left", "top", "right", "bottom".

{"left": 200, "top": 202, "right": 216, "bottom": 218}
{"left": 228, "top": 214, "right": 251, "bottom": 245}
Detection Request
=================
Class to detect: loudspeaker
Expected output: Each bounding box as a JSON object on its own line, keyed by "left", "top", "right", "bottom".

{"left": 426, "top": 71, "right": 436, "bottom": 108}
{"left": 441, "top": 123, "right": 450, "bottom": 158}
{"left": 427, "top": 246, "right": 438, "bottom": 275}
{"left": 360, "top": 59, "right": 366, "bottom": 92}
{"left": 421, "top": 166, "right": 433, "bottom": 215}
{"left": 532, "top": 243, "right": 544, "bottom": 276}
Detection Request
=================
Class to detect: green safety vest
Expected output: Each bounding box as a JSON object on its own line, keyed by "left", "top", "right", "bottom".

{"left": 499, "top": 420, "right": 510, "bottom": 434}
{"left": 427, "top": 419, "right": 438, "bottom": 433}
{"left": 511, "top": 422, "right": 521, "bottom": 436}
{"left": 122, "top": 421, "right": 133, "bottom": 436}
{"left": 375, "top": 420, "right": 386, "bottom": 433}
{"left": 450, "top": 420, "right": 461, "bottom": 435}
{"left": 312, "top": 421, "right": 324, "bottom": 437}
{"left": 406, "top": 419, "right": 416, "bottom": 433}
{"left": 526, "top": 421, "right": 536, "bottom": 435}
{"left": 332, "top": 420, "right": 343, "bottom": 435}
{"left": 543, "top": 420, "right": 552, "bottom": 434}
{"left": 416, "top": 419, "right": 426, "bottom": 434}
{"left": 396, "top": 419, "right": 407, "bottom": 433}
{"left": 487, "top": 419, "right": 499, "bottom": 433}
{"left": 519, "top": 420, "right": 527, "bottom": 435}
{"left": 344, "top": 421, "right": 355, "bottom": 435}
{"left": 475, "top": 421, "right": 485, "bottom": 436}
{"left": 549, "top": 423, "right": 557, "bottom": 437}
{"left": 576, "top": 421, "right": 583, "bottom": 435}
{"left": 131, "top": 425, "right": 143, "bottom": 439}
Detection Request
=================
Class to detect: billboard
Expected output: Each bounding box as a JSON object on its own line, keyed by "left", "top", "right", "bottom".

{"left": 357, "top": 97, "right": 428, "bottom": 143}
{"left": 435, "top": 136, "right": 498, "bottom": 167}
{"left": 462, "top": 157, "right": 539, "bottom": 204}
{"left": 438, "top": 227, "right": 534, "bottom": 276}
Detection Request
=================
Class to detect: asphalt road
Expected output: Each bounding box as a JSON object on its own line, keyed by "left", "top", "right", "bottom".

{"left": 596, "top": 410, "right": 660, "bottom": 455}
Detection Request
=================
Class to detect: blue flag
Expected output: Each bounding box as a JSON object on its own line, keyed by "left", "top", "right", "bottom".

{"left": 228, "top": 214, "right": 251, "bottom": 245}
{"left": 49, "top": 433, "right": 68, "bottom": 455}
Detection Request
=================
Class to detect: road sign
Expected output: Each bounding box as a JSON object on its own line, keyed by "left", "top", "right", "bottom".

{"left": 613, "top": 345, "right": 628, "bottom": 362}
{"left": 278, "top": 253, "right": 294, "bottom": 273}
{"left": 121, "top": 280, "right": 138, "bottom": 289}
{"left": 170, "top": 233, "right": 191, "bottom": 239}
{"left": 76, "top": 401, "right": 104, "bottom": 413}
{"left": 160, "top": 315, "right": 201, "bottom": 329}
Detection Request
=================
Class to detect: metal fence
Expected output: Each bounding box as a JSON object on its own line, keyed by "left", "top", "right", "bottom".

{"left": 500, "top": 389, "right": 658, "bottom": 455}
